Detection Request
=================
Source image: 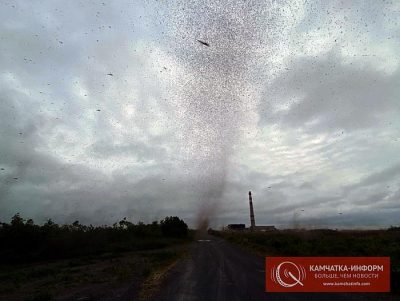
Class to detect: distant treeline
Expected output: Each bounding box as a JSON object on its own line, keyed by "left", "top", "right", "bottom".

{"left": 0, "top": 214, "right": 190, "bottom": 264}
{"left": 212, "top": 228, "right": 400, "bottom": 260}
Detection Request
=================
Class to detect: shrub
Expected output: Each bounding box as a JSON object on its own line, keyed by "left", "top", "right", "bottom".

{"left": 160, "top": 216, "right": 188, "bottom": 238}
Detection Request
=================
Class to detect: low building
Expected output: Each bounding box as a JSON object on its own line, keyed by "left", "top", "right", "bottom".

{"left": 254, "top": 225, "right": 276, "bottom": 231}
{"left": 227, "top": 224, "right": 246, "bottom": 230}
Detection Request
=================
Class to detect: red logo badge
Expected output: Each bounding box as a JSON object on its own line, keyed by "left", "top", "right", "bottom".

{"left": 266, "top": 257, "right": 390, "bottom": 292}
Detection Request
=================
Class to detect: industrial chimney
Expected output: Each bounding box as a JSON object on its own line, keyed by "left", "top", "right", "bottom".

{"left": 248, "top": 191, "right": 256, "bottom": 230}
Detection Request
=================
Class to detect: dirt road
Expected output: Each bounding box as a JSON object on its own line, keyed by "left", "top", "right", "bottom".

{"left": 154, "top": 235, "right": 395, "bottom": 301}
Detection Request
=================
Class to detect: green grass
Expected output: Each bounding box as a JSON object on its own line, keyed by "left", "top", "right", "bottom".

{"left": 0, "top": 215, "right": 193, "bottom": 301}
{"left": 0, "top": 244, "right": 191, "bottom": 301}
{"left": 213, "top": 229, "right": 400, "bottom": 259}
{"left": 24, "top": 292, "right": 54, "bottom": 301}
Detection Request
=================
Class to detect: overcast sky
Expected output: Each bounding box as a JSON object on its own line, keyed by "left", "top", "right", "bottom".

{"left": 0, "top": 0, "right": 399, "bottom": 228}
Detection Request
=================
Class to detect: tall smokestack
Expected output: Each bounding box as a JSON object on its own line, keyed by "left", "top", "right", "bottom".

{"left": 248, "top": 191, "right": 256, "bottom": 230}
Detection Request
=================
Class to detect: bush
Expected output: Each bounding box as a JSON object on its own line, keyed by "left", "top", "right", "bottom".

{"left": 0, "top": 214, "right": 189, "bottom": 263}
{"left": 25, "top": 291, "right": 54, "bottom": 301}
{"left": 160, "top": 216, "right": 188, "bottom": 238}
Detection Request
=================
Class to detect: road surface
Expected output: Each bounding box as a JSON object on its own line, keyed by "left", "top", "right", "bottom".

{"left": 154, "top": 235, "right": 395, "bottom": 301}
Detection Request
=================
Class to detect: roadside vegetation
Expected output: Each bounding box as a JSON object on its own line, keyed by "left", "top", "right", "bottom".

{"left": 0, "top": 214, "right": 192, "bottom": 301}
{"left": 211, "top": 227, "right": 400, "bottom": 293}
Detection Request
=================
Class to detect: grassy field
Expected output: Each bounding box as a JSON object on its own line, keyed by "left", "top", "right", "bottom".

{"left": 0, "top": 247, "right": 188, "bottom": 301}
{"left": 211, "top": 227, "right": 400, "bottom": 293}
{"left": 0, "top": 215, "right": 193, "bottom": 301}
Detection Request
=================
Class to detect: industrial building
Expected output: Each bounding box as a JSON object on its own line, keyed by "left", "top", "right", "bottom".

{"left": 248, "top": 190, "right": 276, "bottom": 231}
{"left": 225, "top": 191, "right": 276, "bottom": 231}
{"left": 227, "top": 224, "right": 246, "bottom": 230}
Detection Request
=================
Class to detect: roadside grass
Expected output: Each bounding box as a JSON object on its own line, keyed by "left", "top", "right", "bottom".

{"left": 0, "top": 243, "right": 192, "bottom": 301}
{"left": 138, "top": 248, "right": 189, "bottom": 301}
{"left": 0, "top": 215, "right": 193, "bottom": 301}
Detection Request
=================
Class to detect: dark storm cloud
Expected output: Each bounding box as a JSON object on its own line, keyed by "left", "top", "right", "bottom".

{"left": 262, "top": 195, "right": 341, "bottom": 216}
{"left": 1, "top": 0, "right": 399, "bottom": 228}
{"left": 1, "top": 146, "right": 204, "bottom": 225}
{"left": 259, "top": 49, "right": 399, "bottom": 133}
{"left": 299, "top": 182, "right": 313, "bottom": 190}
{"left": 351, "top": 162, "right": 400, "bottom": 189}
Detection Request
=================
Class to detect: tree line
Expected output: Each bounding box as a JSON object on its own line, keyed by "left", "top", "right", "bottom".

{"left": 0, "top": 213, "right": 189, "bottom": 264}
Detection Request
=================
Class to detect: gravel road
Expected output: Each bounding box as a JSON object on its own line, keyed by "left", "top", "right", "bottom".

{"left": 153, "top": 234, "right": 395, "bottom": 301}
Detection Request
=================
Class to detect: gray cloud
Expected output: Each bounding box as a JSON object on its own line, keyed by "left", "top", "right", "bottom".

{"left": 351, "top": 163, "right": 400, "bottom": 189}
{"left": 1, "top": 0, "right": 400, "bottom": 228}
{"left": 259, "top": 49, "right": 399, "bottom": 133}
